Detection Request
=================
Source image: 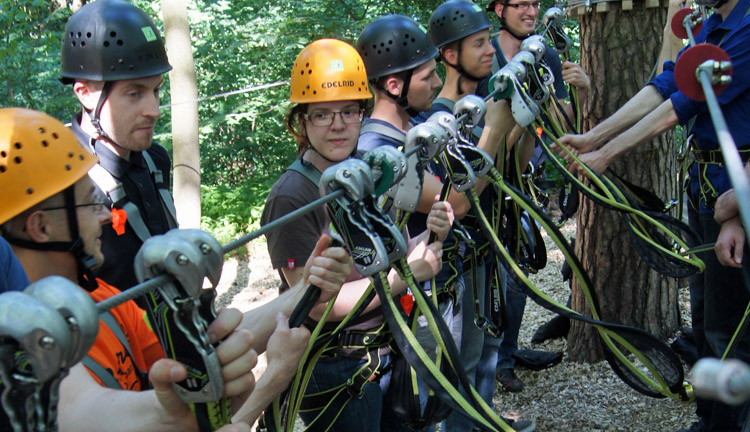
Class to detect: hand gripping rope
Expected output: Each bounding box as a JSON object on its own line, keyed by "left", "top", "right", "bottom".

{"left": 670, "top": 7, "right": 750, "bottom": 362}
{"left": 429, "top": 96, "right": 695, "bottom": 401}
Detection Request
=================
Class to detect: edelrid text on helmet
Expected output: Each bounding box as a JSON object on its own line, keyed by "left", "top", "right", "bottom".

{"left": 290, "top": 39, "right": 372, "bottom": 104}
{"left": 356, "top": 15, "right": 439, "bottom": 80}
{"left": 0, "top": 108, "right": 97, "bottom": 225}
{"left": 429, "top": 0, "right": 492, "bottom": 48}
{"left": 59, "top": 0, "right": 172, "bottom": 84}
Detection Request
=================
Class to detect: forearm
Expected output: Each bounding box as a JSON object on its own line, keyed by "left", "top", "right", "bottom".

{"left": 59, "top": 365, "right": 195, "bottom": 432}
{"left": 239, "top": 284, "right": 305, "bottom": 354}
{"left": 231, "top": 365, "right": 289, "bottom": 426}
{"left": 587, "top": 86, "right": 666, "bottom": 148}
{"left": 598, "top": 99, "right": 679, "bottom": 164}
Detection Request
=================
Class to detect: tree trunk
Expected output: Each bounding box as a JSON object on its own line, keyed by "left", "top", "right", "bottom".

{"left": 568, "top": 1, "right": 682, "bottom": 362}
{"left": 162, "top": 0, "right": 201, "bottom": 228}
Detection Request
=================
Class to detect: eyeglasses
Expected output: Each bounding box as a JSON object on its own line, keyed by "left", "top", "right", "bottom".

{"left": 41, "top": 196, "right": 110, "bottom": 213}
{"left": 505, "top": 1, "right": 540, "bottom": 10}
{"left": 304, "top": 108, "right": 364, "bottom": 127}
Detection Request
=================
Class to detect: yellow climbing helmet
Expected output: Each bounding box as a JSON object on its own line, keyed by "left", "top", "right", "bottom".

{"left": 290, "top": 38, "right": 372, "bottom": 104}
{"left": 0, "top": 108, "right": 97, "bottom": 225}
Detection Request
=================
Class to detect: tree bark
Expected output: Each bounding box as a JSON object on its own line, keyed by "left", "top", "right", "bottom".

{"left": 568, "top": 1, "right": 682, "bottom": 362}
{"left": 162, "top": 0, "right": 201, "bottom": 228}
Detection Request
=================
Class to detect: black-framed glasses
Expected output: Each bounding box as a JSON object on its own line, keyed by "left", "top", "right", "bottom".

{"left": 505, "top": 1, "right": 540, "bottom": 10}
{"left": 41, "top": 196, "right": 110, "bottom": 213}
{"left": 303, "top": 108, "right": 364, "bottom": 127}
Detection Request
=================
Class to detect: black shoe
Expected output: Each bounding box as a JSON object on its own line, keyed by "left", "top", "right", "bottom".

{"left": 503, "top": 416, "right": 535, "bottom": 432}
{"left": 531, "top": 314, "right": 570, "bottom": 343}
{"left": 497, "top": 367, "right": 524, "bottom": 392}
{"left": 676, "top": 420, "right": 707, "bottom": 432}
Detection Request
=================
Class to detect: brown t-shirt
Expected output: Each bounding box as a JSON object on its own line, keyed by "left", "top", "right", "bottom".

{"left": 261, "top": 161, "right": 387, "bottom": 355}
{"left": 261, "top": 168, "right": 328, "bottom": 291}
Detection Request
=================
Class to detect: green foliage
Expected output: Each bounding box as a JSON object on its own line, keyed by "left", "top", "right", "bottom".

{"left": 0, "top": 1, "right": 76, "bottom": 119}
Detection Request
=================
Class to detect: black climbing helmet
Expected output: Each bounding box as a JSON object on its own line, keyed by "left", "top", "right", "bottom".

{"left": 60, "top": 0, "right": 172, "bottom": 84}
{"left": 429, "top": 0, "right": 492, "bottom": 49}
{"left": 356, "top": 14, "right": 438, "bottom": 80}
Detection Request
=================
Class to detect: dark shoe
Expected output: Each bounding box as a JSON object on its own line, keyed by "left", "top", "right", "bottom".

{"left": 497, "top": 367, "right": 524, "bottom": 392}
{"left": 504, "top": 416, "right": 535, "bottom": 432}
{"left": 476, "top": 417, "right": 535, "bottom": 432}
{"left": 531, "top": 314, "right": 570, "bottom": 343}
{"left": 676, "top": 420, "right": 707, "bottom": 432}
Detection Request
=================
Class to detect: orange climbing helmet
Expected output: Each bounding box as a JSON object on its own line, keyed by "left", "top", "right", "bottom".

{"left": 289, "top": 38, "right": 372, "bottom": 104}
{"left": 0, "top": 108, "right": 97, "bottom": 225}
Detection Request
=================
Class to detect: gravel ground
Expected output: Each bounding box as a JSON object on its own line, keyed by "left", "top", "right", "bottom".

{"left": 215, "top": 210, "right": 698, "bottom": 432}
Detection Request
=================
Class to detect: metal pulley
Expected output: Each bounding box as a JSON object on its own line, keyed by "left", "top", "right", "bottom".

{"left": 363, "top": 146, "right": 407, "bottom": 196}
{"left": 674, "top": 44, "right": 732, "bottom": 101}
{"left": 671, "top": 8, "right": 704, "bottom": 40}
{"left": 453, "top": 94, "right": 487, "bottom": 129}
{"left": 520, "top": 35, "right": 547, "bottom": 63}
{"left": 134, "top": 230, "right": 224, "bottom": 403}
{"left": 24, "top": 276, "right": 99, "bottom": 368}
{"left": 319, "top": 159, "right": 375, "bottom": 201}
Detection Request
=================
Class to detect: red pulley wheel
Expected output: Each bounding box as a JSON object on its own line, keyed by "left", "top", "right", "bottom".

{"left": 671, "top": 8, "right": 703, "bottom": 40}
{"left": 674, "top": 43, "right": 731, "bottom": 102}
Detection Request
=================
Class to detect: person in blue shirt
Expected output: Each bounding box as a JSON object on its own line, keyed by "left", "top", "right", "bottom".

{"left": 0, "top": 237, "right": 29, "bottom": 293}
{"left": 558, "top": 0, "right": 750, "bottom": 429}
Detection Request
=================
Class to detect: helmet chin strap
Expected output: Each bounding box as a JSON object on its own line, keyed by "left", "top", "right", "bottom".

{"left": 441, "top": 44, "right": 486, "bottom": 95}
{"left": 371, "top": 69, "right": 420, "bottom": 118}
{"left": 84, "top": 81, "right": 128, "bottom": 154}
{"left": 499, "top": 9, "right": 534, "bottom": 41}
{"left": 3, "top": 186, "right": 99, "bottom": 291}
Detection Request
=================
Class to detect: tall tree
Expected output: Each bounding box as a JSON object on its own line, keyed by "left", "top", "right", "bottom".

{"left": 568, "top": 1, "right": 682, "bottom": 362}
{"left": 162, "top": 0, "right": 201, "bottom": 228}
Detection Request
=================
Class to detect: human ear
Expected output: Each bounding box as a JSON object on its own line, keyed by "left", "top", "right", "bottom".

{"left": 72, "top": 80, "right": 101, "bottom": 111}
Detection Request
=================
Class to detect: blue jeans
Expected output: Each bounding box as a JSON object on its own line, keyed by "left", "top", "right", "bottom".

{"left": 442, "top": 260, "right": 492, "bottom": 432}
{"left": 688, "top": 205, "right": 750, "bottom": 431}
{"left": 497, "top": 264, "right": 527, "bottom": 370}
{"left": 299, "top": 353, "right": 393, "bottom": 432}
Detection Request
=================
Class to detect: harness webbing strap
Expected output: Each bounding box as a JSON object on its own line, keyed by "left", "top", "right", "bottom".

{"left": 142, "top": 151, "right": 178, "bottom": 228}
{"left": 81, "top": 311, "right": 139, "bottom": 390}
{"left": 87, "top": 151, "right": 177, "bottom": 243}
{"left": 360, "top": 122, "right": 407, "bottom": 143}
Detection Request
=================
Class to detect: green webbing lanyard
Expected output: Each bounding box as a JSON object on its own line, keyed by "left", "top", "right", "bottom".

{"left": 532, "top": 120, "right": 705, "bottom": 277}
{"left": 374, "top": 260, "right": 515, "bottom": 432}
{"left": 472, "top": 167, "right": 694, "bottom": 400}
